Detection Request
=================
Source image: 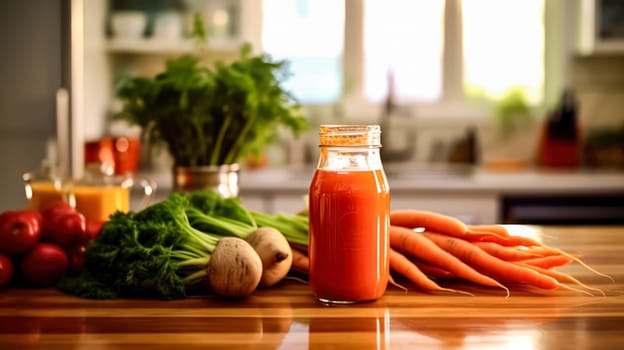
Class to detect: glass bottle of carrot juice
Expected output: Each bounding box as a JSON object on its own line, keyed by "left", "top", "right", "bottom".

{"left": 308, "top": 125, "right": 390, "bottom": 304}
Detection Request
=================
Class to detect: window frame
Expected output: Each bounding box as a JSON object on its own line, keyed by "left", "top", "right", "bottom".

{"left": 263, "top": 0, "right": 571, "bottom": 125}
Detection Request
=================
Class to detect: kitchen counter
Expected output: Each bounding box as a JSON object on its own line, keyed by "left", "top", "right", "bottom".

{"left": 237, "top": 165, "right": 624, "bottom": 194}
{"left": 143, "top": 165, "right": 624, "bottom": 195}
{"left": 233, "top": 166, "right": 624, "bottom": 222}
{"left": 1, "top": 226, "right": 623, "bottom": 349}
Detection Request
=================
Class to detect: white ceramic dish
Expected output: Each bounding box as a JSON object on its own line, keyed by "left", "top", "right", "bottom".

{"left": 110, "top": 11, "right": 147, "bottom": 39}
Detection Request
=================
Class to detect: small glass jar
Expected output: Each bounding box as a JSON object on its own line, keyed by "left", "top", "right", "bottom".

{"left": 24, "top": 163, "right": 156, "bottom": 222}
{"left": 68, "top": 164, "right": 156, "bottom": 222}
{"left": 23, "top": 161, "right": 68, "bottom": 212}
{"left": 308, "top": 125, "right": 390, "bottom": 304}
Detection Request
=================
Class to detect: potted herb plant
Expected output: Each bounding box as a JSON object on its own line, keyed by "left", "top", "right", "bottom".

{"left": 115, "top": 35, "right": 306, "bottom": 196}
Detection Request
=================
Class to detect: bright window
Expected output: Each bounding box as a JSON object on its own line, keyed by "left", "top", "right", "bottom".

{"left": 261, "top": 0, "right": 345, "bottom": 104}
{"left": 462, "top": 0, "right": 545, "bottom": 102}
{"left": 261, "top": 0, "right": 546, "bottom": 109}
{"left": 363, "top": 0, "right": 445, "bottom": 104}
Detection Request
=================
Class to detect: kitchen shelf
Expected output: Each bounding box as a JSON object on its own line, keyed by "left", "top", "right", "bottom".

{"left": 106, "top": 37, "right": 244, "bottom": 54}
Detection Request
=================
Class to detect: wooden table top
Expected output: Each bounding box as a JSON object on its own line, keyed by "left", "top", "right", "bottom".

{"left": 1, "top": 226, "right": 623, "bottom": 350}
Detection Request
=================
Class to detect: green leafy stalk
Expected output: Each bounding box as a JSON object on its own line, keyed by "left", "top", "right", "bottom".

{"left": 186, "top": 207, "right": 253, "bottom": 239}
{"left": 210, "top": 112, "right": 233, "bottom": 165}
{"left": 251, "top": 211, "right": 309, "bottom": 246}
{"left": 224, "top": 105, "right": 257, "bottom": 164}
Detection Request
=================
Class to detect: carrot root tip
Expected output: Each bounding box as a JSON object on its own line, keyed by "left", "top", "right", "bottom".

{"left": 389, "top": 274, "right": 409, "bottom": 293}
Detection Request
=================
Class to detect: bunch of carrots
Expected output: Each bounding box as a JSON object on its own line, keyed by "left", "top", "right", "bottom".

{"left": 289, "top": 210, "right": 611, "bottom": 296}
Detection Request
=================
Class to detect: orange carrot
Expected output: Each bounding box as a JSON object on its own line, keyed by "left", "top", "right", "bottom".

{"left": 409, "top": 258, "right": 454, "bottom": 279}
{"left": 517, "top": 263, "right": 604, "bottom": 296}
{"left": 391, "top": 209, "right": 613, "bottom": 288}
{"left": 290, "top": 248, "right": 309, "bottom": 275}
{"left": 390, "top": 209, "right": 468, "bottom": 235}
{"left": 423, "top": 231, "right": 562, "bottom": 290}
{"left": 468, "top": 224, "right": 510, "bottom": 237}
{"left": 389, "top": 249, "right": 471, "bottom": 295}
{"left": 473, "top": 241, "right": 542, "bottom": 261}
{"left": 516, "top": 254, "right": 575, "bottom": 269}
{"left": 526, "top": 246, "right": 613, "bottom": 282}
{"left": 526, "top": 246, "right": 572, "bottom": 256}
{"left": 390, "top": 210, "right": 522, "bottom": 245}
{"left": 289, "top": 242, "right": 309, "bottom": 255}
{"left": 446, "top": 227, "right": 612, "bottom": 283}
{"left": 476, "top": 236, "right": 615, "bottom": 283}
{"left": 390, "top": 225, "right": 510, "bottom": 295}
{"left": 479, "top": 234, "right": 542, "bottom": 247}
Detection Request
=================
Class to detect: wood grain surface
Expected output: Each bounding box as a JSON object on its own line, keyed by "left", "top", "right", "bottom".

{"left": 1, "top": 226, "right": 623, "bottom": 350}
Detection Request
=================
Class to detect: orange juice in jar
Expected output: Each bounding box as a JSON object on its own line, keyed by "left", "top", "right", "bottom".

{"left": 25, "top": 181, "right": 65, "bottom": 211}
{"left": 70, "top": 164, "right": 155, "bottom": 222}
{"left": 23, "top": 163, "right": 69, "bottom": 211}
{"left": 25, "top": 163, "right": 155, "bottom": 222}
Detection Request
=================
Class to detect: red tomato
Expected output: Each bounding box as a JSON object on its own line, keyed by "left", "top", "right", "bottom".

{"left": 0, "top": 210, "right": 42, "bottom": 255}
{"left": 67, "top": 244, "right": 86, "bottom": 273}
{"left": 85, "top": 219, "right": 104, "bottom": 241}
{"left": 20, "top": 243, "right": 68, "bottom": 287}
{"left": 40, "top": 201, "right": 76, "bottom": 242}
{"left": 42, "top": 207, "right": 87, "bottom": 248}
{"left": 0, "top": 254, "right": 14, "bottom": 287}
{"left": 41, "top": 200, "right": 74, "bottom": 216}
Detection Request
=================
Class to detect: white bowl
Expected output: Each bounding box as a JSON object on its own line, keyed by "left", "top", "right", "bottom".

{"left": 152, "top": 12, "right": 183, "bottom": 40}
{"left": 110, "top": 11, "right": 147, "bottom": 39}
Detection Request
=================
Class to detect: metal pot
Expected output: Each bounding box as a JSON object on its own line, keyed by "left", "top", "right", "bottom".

{"left": 173, "top": 164, "right": 240, "bottom": 197}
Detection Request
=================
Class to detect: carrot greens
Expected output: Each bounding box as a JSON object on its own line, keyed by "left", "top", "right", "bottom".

{"left": 57, "top": 190, "right": 309, "bottom": 300}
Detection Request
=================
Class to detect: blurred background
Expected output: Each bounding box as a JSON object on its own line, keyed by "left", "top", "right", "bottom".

{"left": 1, "top": 0, "right": 623, "bottom": 223}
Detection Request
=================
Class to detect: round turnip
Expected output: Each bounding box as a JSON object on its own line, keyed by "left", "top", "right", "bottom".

{"left": 245, "top": 227, "right": 292, "bottom": 288}
{"left": 206, "top": 237, "right": 262, "bottom": 299}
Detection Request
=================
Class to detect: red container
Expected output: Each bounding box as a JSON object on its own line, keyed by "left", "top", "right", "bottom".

{"left": 84, "top": 137, "right": 115, "bottom": 170}
{"left": 84, "top": 136, "right": 140, "bottom": 175}
{"left": 112, "top": 136, "right": 140, "bottom": 175}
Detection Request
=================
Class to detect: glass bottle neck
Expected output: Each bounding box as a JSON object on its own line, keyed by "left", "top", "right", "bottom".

{"left": 317, "top": 146, "right": 383, "bottom": 171}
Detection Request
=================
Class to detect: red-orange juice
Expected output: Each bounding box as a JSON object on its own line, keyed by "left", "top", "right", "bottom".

{"left": 308, "top": 168, "right": 390, "bottom": 303}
